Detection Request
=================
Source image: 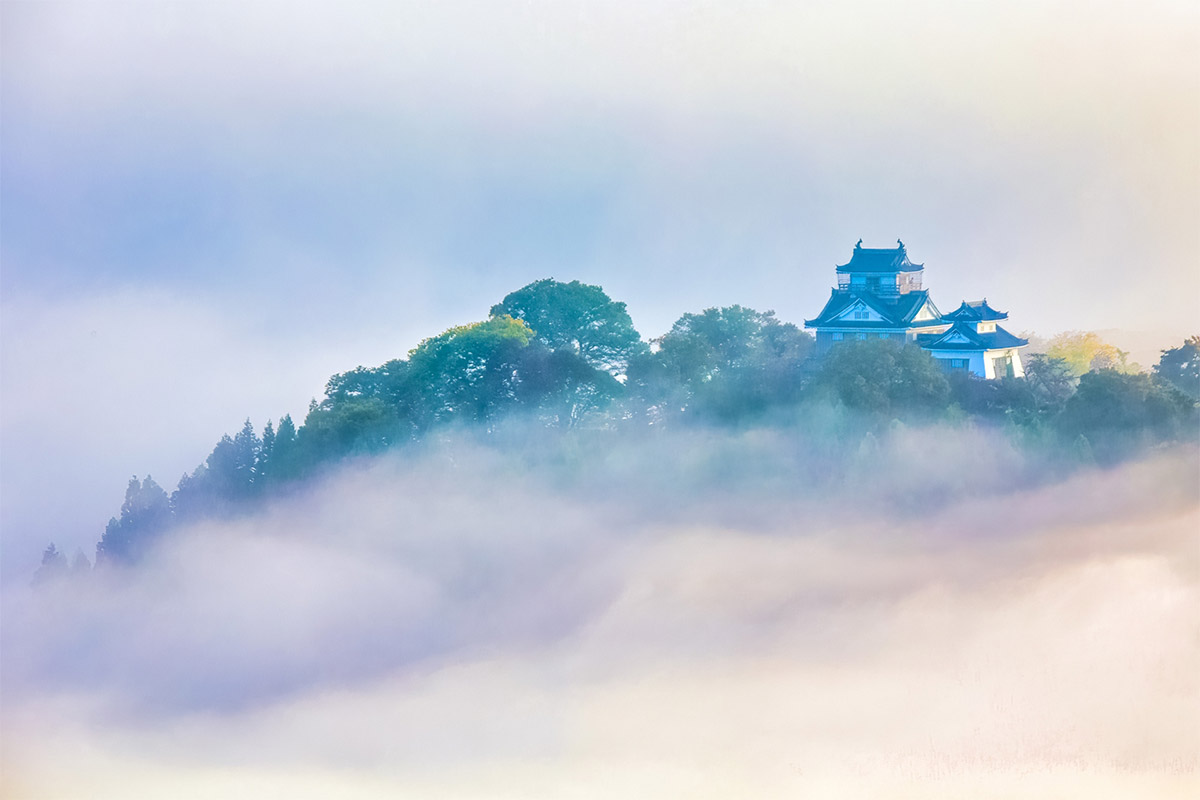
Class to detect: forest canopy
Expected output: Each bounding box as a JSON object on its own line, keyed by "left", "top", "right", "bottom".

{"left": 33, "top": 279, "right": 1198, "bottom": 575}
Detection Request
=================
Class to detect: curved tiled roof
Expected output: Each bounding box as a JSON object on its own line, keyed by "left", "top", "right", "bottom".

{"left": 805, "top": 289, "right": 940, "bottom": 328}
{"left": 915, "top": 323, "right": 1028, "bottom": 351}
{"left": 942, "top": 299, "right": 1008, "bottom": 321}
{"left": 835, "top": 241, "right": 924, "bottom": 273}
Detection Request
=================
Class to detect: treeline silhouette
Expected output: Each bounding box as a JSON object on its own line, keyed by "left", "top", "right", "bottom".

{"left": 34, "top": 281, "right": 1200, "bottom": 578}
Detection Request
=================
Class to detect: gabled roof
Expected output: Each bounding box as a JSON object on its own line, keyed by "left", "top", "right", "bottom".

{"left": 836, "top": 240, "right": 924, "bottom": 273}
{"left": 915, "top": 323, "right": 1028, "bottom": 351}
{"left": 805, "top": 290, "right": 941, "bottom": 328}
{"left": 891, "top": 291, "right": 942, "bottom": 325}
{"left": 942, "top": 299, "right": 1008, "bottom": 321}
{"left": 804, "top": 291, "right": 864, "bottom": 328}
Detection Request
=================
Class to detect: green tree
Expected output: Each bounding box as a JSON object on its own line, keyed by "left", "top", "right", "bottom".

{"left": 202, "top": 420, "right": 261, "bottom": 503}
{"left": 1154, "top": 336, "right": 1200, "bottom": 399}
{"left": 297, "top": 396, "right": 405, "bottom": 462}
{"left": 490, "top": 279, "right": 645, "bottom": 374}
{"left": 1057, "top": 369, "right": 1196, "bottom": 462}
{"left": 406, "top": 315, "right": 535, "bottom": 425}
{"left": 950, "top": 353, "right": 1077, "bottom": 426}
{"left": 513, "top": 343, "right": 622, "bottom": 427}
{"left": 169, "top": 421, "right": 265, "bottom": 520}
{"left": 270, "top": 414, "right": 301, "bottom": 481}
{"left": 258, "top": 419, "right": 276, "bottom": 481}
{"left": 1045, "top": 331, "right": 1135, "bottom": 376}
{"left": 947, "top": 372, "right": 1036, "bottom": 422}
{"left": 96, "top": 475, "right": 172, "bottom": 564}
{"left": 1022, "top": 354, "right": 1078, "bottom": 414}
{"left": 811, "top": 339, "right": 951, "bottom": 419}
{"left": 322, "top": 359, "right": 423, "bottom": 439}
{"left": 170, "top": 468, "right": 201, "bottom": 519}
{"left": 232, "top": 419, "right": 261, "bottom": 494}
{"left": 324, "top": 360, "right": 414, "bottom": 406}
{"left": 629, "top": 306, "right": 813, "bottom": 421}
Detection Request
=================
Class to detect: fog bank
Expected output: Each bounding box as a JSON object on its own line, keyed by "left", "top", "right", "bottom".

{"left": 3, "top": 430, "right": 1198, "bottom": 797}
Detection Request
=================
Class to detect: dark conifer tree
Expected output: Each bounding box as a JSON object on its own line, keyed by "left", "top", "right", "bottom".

{"left": 33, "top": 542, "right": 69, "bottom": 585}
{"left": 259, "top": 419, "right": 276, "bottom": 483}
{"left": 70, "top": 548, "right": 92, "bottom": 575}
{"left": 231, "top": 419, "right": 261, "bottom": 498}
{"left": 96, "top": 476, "right": 171, "bottom": 564}
{"left": 271, "top": 414, "right": 300, "bottom": 481}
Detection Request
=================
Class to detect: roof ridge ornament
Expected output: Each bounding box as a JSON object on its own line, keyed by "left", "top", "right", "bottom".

{"left": 855, "top": 238, "right": 862, "bottom": 249}
{"left": 896, "top": 239, "right": 905, "bottom": 251}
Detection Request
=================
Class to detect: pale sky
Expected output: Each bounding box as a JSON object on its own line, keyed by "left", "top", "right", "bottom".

{"left": 2, "top": 0, "right": 1198, "bottom": 574}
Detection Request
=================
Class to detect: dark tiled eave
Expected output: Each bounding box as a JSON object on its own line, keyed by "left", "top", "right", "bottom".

{"left": 916, "top": 323, "right": 1028, "bottom": 351}
{"left": 805, "top": 289, "right": 938, "bottom": 328}
{"left": 942, "top": 299, "right": 1008, "bottom": 321}
{"left": 835, "top": 245, "right": 924, "bottom": 273}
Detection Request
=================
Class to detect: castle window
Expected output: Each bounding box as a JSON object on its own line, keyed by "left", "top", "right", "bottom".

{"left": 853, "top": 309, "right": 869, "bottom": 320}
{"left": 938, "top": 358, "right": 970, "bottom": 372}
{"left": 831, "top": 332, "right": 844, "bottom": 341}
{"left": 878, "top": 333, "right": 889, "bottom": 339}
{"left": 856, "top": 333, "right": 868, "bottom": 340}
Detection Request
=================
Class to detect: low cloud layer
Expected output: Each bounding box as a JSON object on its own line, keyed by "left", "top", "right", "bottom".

{"left": 3, "top": 429, "right": 1197, "bottom": 797}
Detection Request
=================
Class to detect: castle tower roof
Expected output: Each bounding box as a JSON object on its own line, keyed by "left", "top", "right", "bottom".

{"left": 835, "top": 239, "right": 924, "bottom": 274}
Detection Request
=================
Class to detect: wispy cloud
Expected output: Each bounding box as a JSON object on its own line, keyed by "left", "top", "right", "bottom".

{"left": 4, "top": 433, "right": 1197, "bottom": 796}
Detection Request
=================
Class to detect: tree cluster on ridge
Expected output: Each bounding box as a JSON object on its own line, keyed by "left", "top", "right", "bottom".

{"left": 32, "top": 279, "right": 1200, "bottom": 578}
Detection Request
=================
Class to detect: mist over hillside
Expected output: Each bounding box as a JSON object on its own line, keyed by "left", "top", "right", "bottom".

{"left": 19, "top": 272, "right": 1185, "bottom": 579}
{"left": 4, "top": 1, "right": 1198, "bottom": 795}
{"left": 5, "top": 281, "right": 1195, "bottom": 796}
{"left": 4, "top": 425, "right": 1198, "bottom": 797}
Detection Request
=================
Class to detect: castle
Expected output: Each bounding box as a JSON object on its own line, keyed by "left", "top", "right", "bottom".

{"left": 804, "top": 240, "right": 1027, "bottom": 379}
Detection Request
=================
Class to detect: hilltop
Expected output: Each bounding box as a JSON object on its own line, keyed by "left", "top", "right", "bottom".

{"left": 30, "top": 279, "right": 1199, "bottom": 578}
